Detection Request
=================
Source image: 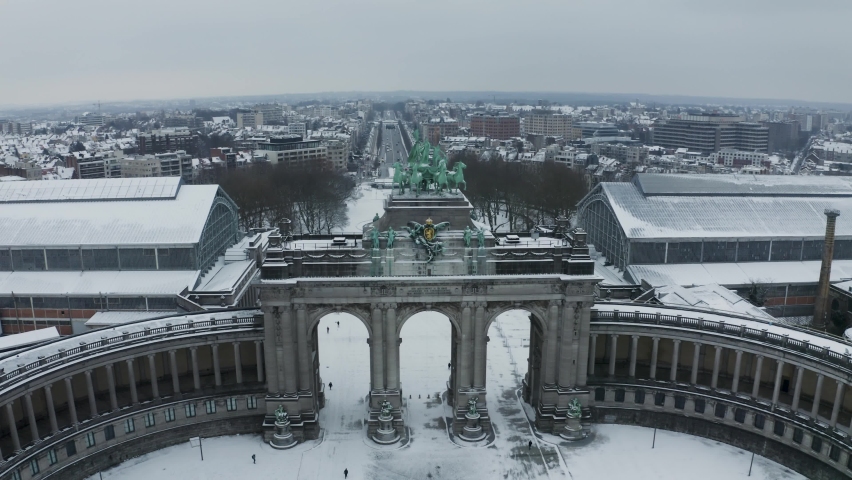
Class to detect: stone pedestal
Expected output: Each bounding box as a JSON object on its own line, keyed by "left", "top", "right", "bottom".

{"left": 270, "top": 419, "right": 298, "bottom": 449}
{"left": 559, "top": 414, "right": 587, "bottom": 441}
{"left": 460, "top": 412, "right": 486, "bottom": 441}
{"left": 371, "top": 411, "right": 401, "bottom": 444}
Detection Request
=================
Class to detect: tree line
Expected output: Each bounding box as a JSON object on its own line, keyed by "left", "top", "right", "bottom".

{"left": 452, "top": 152, "right": 588, "bottom": 232}
{"left": 199, "top": 163, "right": 357, "bottom": 234}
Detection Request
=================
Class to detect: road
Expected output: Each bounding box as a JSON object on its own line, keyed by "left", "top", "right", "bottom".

{"left": 377, "top": 111, "right": 408, "bottom": 179}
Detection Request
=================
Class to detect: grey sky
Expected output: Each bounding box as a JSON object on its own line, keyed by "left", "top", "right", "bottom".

{"left": 2, "top": 0, "right": 850, "bottom": 106}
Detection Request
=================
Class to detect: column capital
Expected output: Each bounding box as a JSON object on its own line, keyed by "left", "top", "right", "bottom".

{"left": 476, "top": 301, "right": 487, "bottom": 308}
{"left": 796, "top": 365, "right": 804, "bottom": 372}
{"left": 693, "top": 341, "right": 701, "bottom": 347}
{"left": 232, "top": 341, "right": 241, "bottom": 347}
{"left": 44, "top": 384, "right": 52, "bottom": 391}
{"left": 189, "top": 346, "right": 197, "bottom": 352}
{"left": 126, "top": 357, "right": 135, "bottom": 364}
{"left": 293, "top": 304, "right": 306, "bottom": 311}
{"left": 84, "top": 369, "right": 93, "bottom": 376}
{"left": 548, "top": 299, "right": 561, "bottom": 308}
{"left": 105, "top": 363, "right": 114, "bottom": 370}
{"left": 672, "top": 339, "right": 681, "bottom": 345}
{"left": 590, "top": 333, "right": 599, "bottom": 339}
{"left": 714, "top": 345, "right": 723, "bottom": 352}
{"left": 756, "top": 354, "right": 764, "bottom": 360}
{"left": 631, "top": 335, "right": 640, "bottom": 341}
{"left": 461, "top": 301, "right": 475, "bottom": 309}
{"left": 611, "top": 333, "right": 620, "bottom": 339}
{"left": 24, "top": 392, "right": 32, "bottom": 398}
{"left": 254, "top": 340, "right": 263, "bottom": 345}
{"left": 169, "top": 349, "right": 177, "bottom": 355}
{"left": 652, "top": 336, "right": 660, "bottom": 342}
{"left": 147, "top": 353, "right": 156, "bottom": 359}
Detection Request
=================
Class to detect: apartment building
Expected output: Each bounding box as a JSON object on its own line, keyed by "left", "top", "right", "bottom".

{"left": 469, "top": 114, "right": 520, "bottom": 140}
{"left": 523, "top": 112, "right": 572, "bottom": 137}
{"left": 256, "top": 136, "right": 327, "bottom": 168}
{"left": 137, "top": 128, "right": 197, "bottom": 155}
{"left": 237, "top": 111, "right": 264, "bottom": 129}
{"left": 710, "top": 149, "right": 769, "bottom": 168}
{"left": 120, "top": 151, "right": 193, "bottom": 181}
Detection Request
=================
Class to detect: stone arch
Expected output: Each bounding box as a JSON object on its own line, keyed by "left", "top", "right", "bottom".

{"left": 483, "top": 301, "right": 549, "bottom": 336}
{"left": 396, "top": 303, "right": 462, "bottom": 337}
{"left": 307, "top": 305, "right": 372, "bottom": 337}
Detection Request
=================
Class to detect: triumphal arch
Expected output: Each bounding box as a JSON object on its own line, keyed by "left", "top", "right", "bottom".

{"left": 257, "top": 131, "right": 599, "bottom": 444}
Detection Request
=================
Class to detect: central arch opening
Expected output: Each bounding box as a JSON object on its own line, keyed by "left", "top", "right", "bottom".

{"left": 315, "top": 312, "right": 370, "bottom": 436}
{"left": 486, "top": 309, "right": 540, "bottom": 430}
{"left": 400, "top": 311, "right": 452, "bottom": 436}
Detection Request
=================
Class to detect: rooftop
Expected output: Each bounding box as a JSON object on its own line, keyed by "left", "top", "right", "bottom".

{"left": 0, "top": 179, "right": 222, "bottom": 247}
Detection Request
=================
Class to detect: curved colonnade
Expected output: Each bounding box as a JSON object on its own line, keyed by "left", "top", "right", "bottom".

{"left": 0, "top": 309, "right": 265, "bottom": 480}
{"left": 1, "top": 299, "right": 852, "bottom": 479}
{"left": 588, "top": 302, "right": 852, "bottom": 480}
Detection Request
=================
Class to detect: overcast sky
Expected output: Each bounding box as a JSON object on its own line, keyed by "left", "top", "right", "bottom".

{"left": 1, "top": 0, "right": 850, "bottom": 106}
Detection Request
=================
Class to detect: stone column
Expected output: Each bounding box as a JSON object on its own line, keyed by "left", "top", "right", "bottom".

{"left": 542, "top": 303, "right": 559, "bottom": 385}
{"left": 370, "top": 304, "right": 385, "bottom": 391}
{"left": 126, "top": 359, "right": 139, "bottom": 404}
{"left": 255, "top": 341, "right": 265, "bottom": 383}
{"left": 190, "top": 348, "right": 201, "bottom": 391}
{"left": 459, "top": 303, "right": 473, "bottom": 389}
{"left": 105, "top": 364, "right": 119, "bottom": 411}
{"left": 588, "top": 334, "right": 598, "bottom": 376}
{"left": 212, "top": 344, "right": 222, "bottom": 387}
{"left": 608, "top": 334, "right": 619, "bottom": 377}
{"left": 148, "top": 354, "right": 160, "bottom": 399}
{"left": 6, "top": 402, "right": 20, "bottom": 452}
{"left": 44, "top": 385, "right": 58, "bottom": 434}
{"left": 295, "top": 307, "right": 310, "bottom": 391}
{"left": 263, "top": 308, "right": 280, "bottom": 394}
{"left": 731, "top": 350, "right": 743, "bottom": 393}
{"left": 771, "top": 360, "right": 785, "bottom": 406}
{"left": 473, "top": 303, "right": 486, "bottom": 389}
{"left": 711, "top": 346, "right": 723, "bottom": 389}
{"left": 669, "top": 340, "right": 681, "bottom": 382}
{"left": 233, "top": 342, "right": 244, "bottom": 385}
{"left": 628, "top": 336, "right": 639, "bottom": 378}
{"left": 830, "top": 381, "right": 845, "bottom": 427}
{"left": 690, "top": 343, "right": 701, "bottom": 385}
{"left": 64, "top": 377, "right": 78, "bottom": 426}
{"left": 385, "top": 304, "right": 399, "bottom": 390}
{"left": 24, "top": 393, "right": 39, "bottom": 442}
{"left": 812, "top": 374, "right": 825, "bottom": 419}
{"left": 84, "top": 370, "right": 98, "bottom": 418}
{"left": 791, "top": 367, "right": 804, "bottom": 411}
{"left": 751, "top": 355, "right": 764, "bottom": 398}
{"left": 649, "top": 337, "right": 660, "bottom": 380}
{"left": 557, "top": 304, "right": 576, "bottom": 388}
{"left": 169, "top": 350, "right": 181, "bottom": 395}
{"left": 279, "top": 306, "right": 298, "bottom": 395}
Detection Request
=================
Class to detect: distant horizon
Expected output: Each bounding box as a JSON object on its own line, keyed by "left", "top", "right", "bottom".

{"left": 2, "top": 89, "right": 851, "bottom": 115}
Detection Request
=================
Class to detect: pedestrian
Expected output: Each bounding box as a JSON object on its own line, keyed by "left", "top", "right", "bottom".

{"left": 344, "top": 468, "right": 349, "bottom": 479}
{"left": 329, "top": 382, "right": 333, "bottom": 390}
{"left": 337, "top": 321, "right": 340, "bottom": 327}
{"left": 327, "top": 326, "right": 330, "bottom": 334}
{"left": 447, "top": 362, "right": 451, "bottom": 369}
{"left": 252, "top": 454, "right": 256, "bottom": 464}
{"left": 528, "top": 440, "right": 532, "bottom": 450}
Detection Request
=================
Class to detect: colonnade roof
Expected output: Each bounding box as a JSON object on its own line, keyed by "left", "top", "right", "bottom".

{"left": 591, "top": 175, "right": 852, "bottom": 240}
{"left": 0, "top": 309, "right": 261, "bottom": 377}
{"left": 593, "top": 302, "right": 850, "bottom": 356}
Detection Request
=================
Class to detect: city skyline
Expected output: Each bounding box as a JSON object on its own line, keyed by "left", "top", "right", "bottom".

{"left": 2, "top": 0, "right": 852, "bottom": 106}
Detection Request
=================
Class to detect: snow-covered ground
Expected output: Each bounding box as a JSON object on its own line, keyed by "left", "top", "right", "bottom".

{"left": 339, "top": 183, "right": 392, "bottom": 232}
{"left": 89, "top": 311, "right": 804, "bottom": 480}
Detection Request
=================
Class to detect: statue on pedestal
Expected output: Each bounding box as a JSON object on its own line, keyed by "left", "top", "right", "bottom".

{"left": 275, "top": 405, "right": 289, "bottom": 423}
{"left": 373, "top": 213, "right": 380, "bottom": 222}
{"left": 463, "top": 226, "right": 472, "bottom": 248}
{"left": 385, "top": 227, "right": 396, "bottom": 249}
{"left": 380, "top": 400, "right": 392, "bottom": 417}
{"left": 370, "top": 227, "right": 380, "bottom": 249}
{"left": 477, "top": 228, "right": 486, "bottom": 247}
{"left": 567, "top": 398, "right": 582, "bottom": 418}
{"left": 467, "top": 397, "right": 478, "bottom": 416}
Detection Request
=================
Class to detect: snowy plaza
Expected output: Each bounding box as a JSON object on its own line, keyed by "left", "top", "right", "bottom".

{"left": 88, "top": 311, "right": 802, "bottom": 480}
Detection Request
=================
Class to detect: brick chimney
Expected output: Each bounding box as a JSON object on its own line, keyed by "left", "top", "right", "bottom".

{"left": 813, "top": 209, "right": 840, "bottom": 329}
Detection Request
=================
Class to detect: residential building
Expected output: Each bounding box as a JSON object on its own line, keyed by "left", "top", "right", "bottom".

{"left": 710, "top": 149, "right": 769, "bottom": 169}
{"left": 237, "top": 111, "right": 264, "bottom": 129}
{"left": 469, "top": 114, "right": 520, "bottom": 140}
{"left": 256, "top": 136, "right": 327, "bottom": 168}
{"left": 75, "top": 113, "right": 106, "bottom": 127}
{"left": 765, "top": 120, "right": 800, "bottom": 153}
{"left": 254, "top": 104, "right": 284, "bottom": 124}
{"left": 424, "top": 118, "right": 459, "bottom": 144}
{"left": 137, "top": 128, "right": 197, "bottom": 155}
{"left": 288, "top": 122, "right": 307, "bottom": 137}
{"left": 524, "top": 112, "right": 572, "bottom": 137}
{"left": 322, "top": 139, "right": 348, "bottom": 170}
{"left": 120, "top": 151, "right": 193, "bottom": 181}
{"left": 590, "top": 143, "right": 649, "bottom": 164}
{"left": 575, "top": 122, "right": 619, "bottom": 139}
{"left": 812, "top": 141, "right": 852, "bottom": 164}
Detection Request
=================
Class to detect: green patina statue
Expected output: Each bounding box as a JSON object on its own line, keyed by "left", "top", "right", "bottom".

{"left": 275, "top": 404, "right": 288, "bottom": 423}
{"left": 463, "top": 226, "right": 472, "bottom": 248}
{"left": 370, "top": 227, "right": 380, "bottom": 249}
{"left": 373, "top": 213, "right": 380, "bottom": 222}
{"left": 385, "top": 226, "right": 396, "bottom": 249}
{"left": 567, "top": 398, "right": 582, "bottom": 418}
{"left": 477, "top": 228, "right": 486, "bottom": 247}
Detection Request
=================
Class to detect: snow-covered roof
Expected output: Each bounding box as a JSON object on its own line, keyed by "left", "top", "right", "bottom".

{"left": 627, "top": 260, "right": 852, "bottom": 287}
{"left": 655, "top": 283, "right": 775, "bottom": 321}
{"left": 592, "top": 174, "right": 852, "bottom": 240}
{"left": 0, "top": 270, "right": 199, "bottom": 296}
{"left": 85, "top": 310, "right": 177, "bottom": 327}
{"left": 0, "top": 180, "right": 222, "bottom": 247}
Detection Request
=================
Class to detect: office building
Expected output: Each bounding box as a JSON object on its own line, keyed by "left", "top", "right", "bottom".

{"left": 469, "top": 114, "right": 520, "bottom": 140}
{"left": 651, "top": 114, "right": 769, "bottom": 153}
{"left": 524, "top": 112, "right": 572, "bottom": 137}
